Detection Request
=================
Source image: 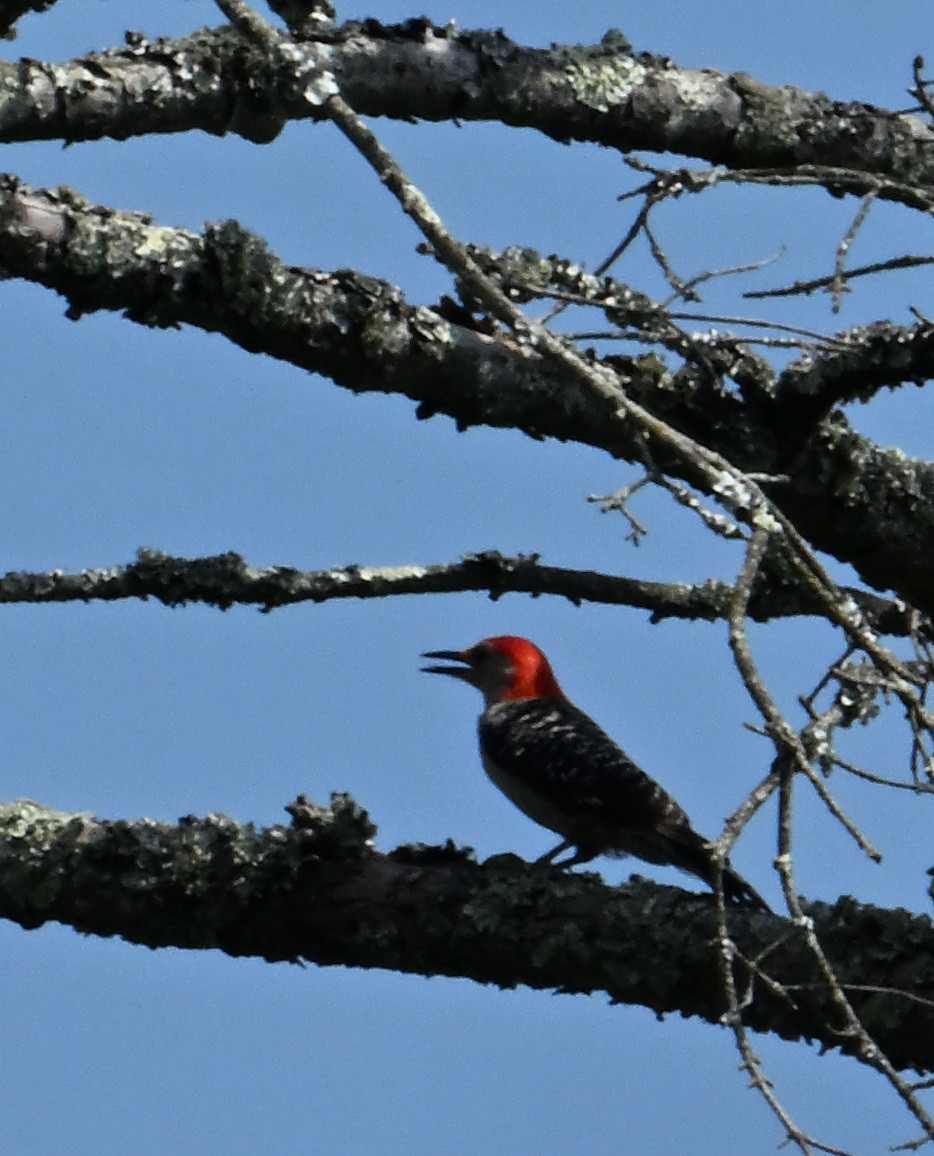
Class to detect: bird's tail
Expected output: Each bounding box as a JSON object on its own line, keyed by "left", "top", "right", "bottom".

{"left": 667, "top": 832, "right": 770, "bottom": 912}
{"left": 721, "top": 863, "right": 770, "bottom": 912}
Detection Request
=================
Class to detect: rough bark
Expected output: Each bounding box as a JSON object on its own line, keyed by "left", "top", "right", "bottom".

{"left": 0, "top": 548, "right": 915, "bottom": 634}
{"left": 1, "top": 795, "right": 931, "bottom": 1073}
{"left": 1, "top": 177, "right": 933, "bottom": 614}
{"left": 0, "top": 22, "right": 930, "bottom": 215}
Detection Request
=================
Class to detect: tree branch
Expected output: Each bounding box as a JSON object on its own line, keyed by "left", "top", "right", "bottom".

{"left": 775, "top": 321, "right": 934, "bottom": 421}
{"left": 2, "top": 175, "right": 934, "bottom": 616}
{"left": 0, "top": 22, "right": 931, "bottom": 209}
{"left": 1, "top": 795, "right": 932, "bottom": 1073}
{"left": 0, "top": 548, "right": 919, "bottom": 635}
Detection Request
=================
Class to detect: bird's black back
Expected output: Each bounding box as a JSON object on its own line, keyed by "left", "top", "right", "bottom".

{"left": 479, "top": 697, "right": 768, "bottom": 910}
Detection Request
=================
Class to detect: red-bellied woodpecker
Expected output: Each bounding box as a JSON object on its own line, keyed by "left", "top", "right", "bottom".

{"left": 422, "top": 635, "right": 767, "bottom": 909}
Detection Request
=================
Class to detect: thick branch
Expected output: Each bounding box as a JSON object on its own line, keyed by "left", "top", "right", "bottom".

{"left": 0, "top": 23, "right": 931, "bottom": 208}
{"left": 775, "top": 322, "right": 934, "bottom": 422}
{"left": 1, "top": 795, "right": 931, "bottom": 1072}
{"left": 469, "top": 246, "right": 934, "bottom": 424}
{"left": 2, "top": 176, "right": 934, "bottom": 615}
{"left": 0, "top": 548, "right": 917, "bottom": 635}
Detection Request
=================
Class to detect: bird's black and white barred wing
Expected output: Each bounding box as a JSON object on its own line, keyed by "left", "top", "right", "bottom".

{"left": 478, "top": 698, "right": 695, "bottom": 854}
{"left": 477, "top": 697, "right": 769, "bottom": 910}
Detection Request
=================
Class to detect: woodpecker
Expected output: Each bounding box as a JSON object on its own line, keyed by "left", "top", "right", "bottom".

{"left": 422, "top": 635, "right": 767, "bottom": 909}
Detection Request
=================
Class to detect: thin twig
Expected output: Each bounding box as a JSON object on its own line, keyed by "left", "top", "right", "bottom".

{"left": 725, "top": 528, "right": 934, "bottom": 1140}
{"left": 830, "top": 755, "right": 934, "bottom": 793}
{"left": 588, "top": 475, "right": 652, "bottom": 543}
{"left": 668, "top": 310, "right": 846, "bottom": 346}
{"left": 660, "top": 252, "right": 784, "bottom": 310}
{"left": 746, "top": 253, "right": 934, "bottom": 302}
{"left": 829, "top": 192, "right": 878, "bottom": 312}
{"left": 799, "top": 765, "right": 882, "bottom": 862}
{"left": 909, "top": 55, "right": 934, "bottom": 120}
{"left": 775, "top": 770, "right": 934, "bottom": 1145}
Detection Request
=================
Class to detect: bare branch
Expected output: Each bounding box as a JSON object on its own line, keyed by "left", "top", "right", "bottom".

{"left": 618, "top": 159, "right": 934, "bottom": 215}
{"left": 0, "top": 549, "right": 920, "bottom": 635}
{"left": 828, "top": 192, "right": 877, "bottom": 312}
{"left": 714, "top": 900, "right": 857, "bottom": 1155}
{"left": 0, "top": 23, "right": 930, "bottom": 208}
{"left": 909, "top": 55, "right": 934, "bottom": 121}
{"left": 1, "top": 796, "right": 933, "bottom": 1073}
{"left": 745, "top": 254, "right": 934, "bottom": 302}
{"left": 775, "top": 319, "right": 934, "bottom": 417}
{"left": 2, "top": 172, "right": 934, "bottom": 615}
{"left": 714, "top": 923, "right": 839, "bottom": 1156}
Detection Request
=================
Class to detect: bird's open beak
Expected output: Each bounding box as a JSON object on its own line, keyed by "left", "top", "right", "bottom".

{"left": 421, "top": 649, "right": 475, "bottom": 683}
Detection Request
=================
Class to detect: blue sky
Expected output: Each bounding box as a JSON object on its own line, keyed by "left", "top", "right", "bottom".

{"left": 1, "top": 2, "right": 932, "bottom": 1152}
